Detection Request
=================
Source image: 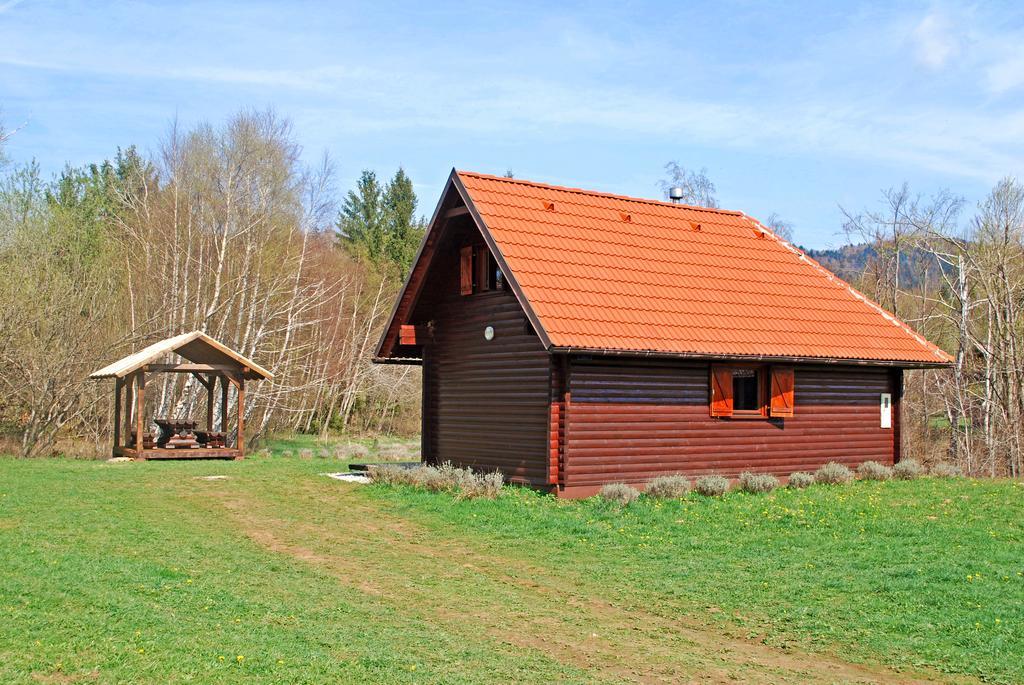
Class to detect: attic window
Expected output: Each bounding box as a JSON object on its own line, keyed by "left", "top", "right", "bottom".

{"left": 460, "top": 244, "right": 503, "bottom": 295}
{"left": 710, "top": 365, "right": 794, "bottom": 419}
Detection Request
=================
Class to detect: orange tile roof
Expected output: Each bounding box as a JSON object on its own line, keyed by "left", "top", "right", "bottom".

{"left": 455, "top": 171, "right": 951, "bottom": 365}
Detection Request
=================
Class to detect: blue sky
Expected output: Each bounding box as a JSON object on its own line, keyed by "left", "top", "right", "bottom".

{"left": 2, "top": 0, "right": 1022, "bottom": 248}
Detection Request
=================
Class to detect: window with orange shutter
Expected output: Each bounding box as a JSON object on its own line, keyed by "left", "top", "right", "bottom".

{"left": 711, "top": 364, "right": 788, "bottom": 419}
{"left": 769, "top": 366, "right": 795, "bottom": 417}
{"left": 460, "top": 244, "right": 504, "bottom": 295}
{"left": 459, "top": 246, "right": 473, "bottom": 296}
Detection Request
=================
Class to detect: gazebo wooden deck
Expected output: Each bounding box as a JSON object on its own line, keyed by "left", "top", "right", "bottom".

{"left": 90, "top": 332, "right": 272, "bottom": 460}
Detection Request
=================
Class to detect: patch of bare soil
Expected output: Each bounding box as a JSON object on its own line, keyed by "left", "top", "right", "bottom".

{"left": 198, "top": 480, "right": 967, "bottom": 684}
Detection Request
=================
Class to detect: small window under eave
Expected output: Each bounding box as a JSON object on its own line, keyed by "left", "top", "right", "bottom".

{"left": 710, "top": 364, "right": 794, "bottom": 419}
{"left": 460, "top": 244, "right": 504, "bottom": 295}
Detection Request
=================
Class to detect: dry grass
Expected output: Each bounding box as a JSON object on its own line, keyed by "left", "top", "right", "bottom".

{"left": 815, "top": 462, "right": 854, "bottom": 485}
{"left": 929, "top": 461, "right": 964, "bottom": 478}
{"left": 367, "top": 462, "right": 504, "bottom": 499}
{"left": 737, "top": 472, "right": 780, "bottom": 494}
{"left": 599, "top": 483, "right": 640, "bottom": 506}
{"left": 893, "top": 458, "right": 924, "bottom": 480}
{"left": 333, "top": 442, "right": 370, "bottom": 460}
{"left": 693, "top": 475, "right": 730, "bottom": 497}
{"left": 788, "top": 471, "right": 815, "bottom": 488}
{"left": 857, "top": 461, "right": 893, "bottom": 481}
{"left": 645, "top": 474, "right": 691, "bottom": 498}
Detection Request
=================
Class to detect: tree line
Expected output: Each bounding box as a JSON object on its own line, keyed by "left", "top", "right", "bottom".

{"left": 0, "top": 122, "right": 1020, "bottom": 475}
{"left": 0, "top": 109, "right": 423, "bottom": 456}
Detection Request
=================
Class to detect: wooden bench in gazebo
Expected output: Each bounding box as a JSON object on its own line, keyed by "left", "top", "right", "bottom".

{"left": 90, "top": 331, "right": 272, "bottom": 460}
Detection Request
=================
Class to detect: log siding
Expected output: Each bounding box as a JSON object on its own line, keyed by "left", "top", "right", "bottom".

{"left": 419, "top": 269, "right": 550, "bottom": 485}
{"left": 562, "top": 358, "right": 897, "bottom": 488}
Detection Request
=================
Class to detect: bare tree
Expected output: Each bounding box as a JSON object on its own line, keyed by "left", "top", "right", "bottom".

{"left": 764, "top": 213, "right": 794, "bottom": 242}
{"left": 660, "top": 162, "right": 718, "bottom": 208}
{"left": 0, "top": 109, "right": 420, "bottom": 455}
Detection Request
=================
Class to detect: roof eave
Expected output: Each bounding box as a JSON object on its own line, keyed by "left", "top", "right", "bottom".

{"left": 548, "top": 345, "right": 953, "bottom": 369}
{"left": 373, "top": 171, "right": 459, "bottom": 360}
{"left": 89, "top": 331, "right": 273, "bottom": 380}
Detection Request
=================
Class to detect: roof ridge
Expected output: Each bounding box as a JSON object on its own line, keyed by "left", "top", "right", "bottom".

{"left": 457, "top": 170, "right": 744, "bottom": 217}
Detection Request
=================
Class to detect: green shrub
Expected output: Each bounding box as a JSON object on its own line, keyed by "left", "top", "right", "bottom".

{"left": 788, "top": 471, "right": 815, "bottom": 488}
{"left": 645, "top": 475, "right": 691, "bottom": 498}
{"left": 737, "top": 471, "right": 779, "bottom": 494}
{"left": 599, "top": 483, "right": 640, "bottom": 506}
{"left": 893, "top": 458, "right": 924, "bottom": 480}
{"left": 815, "top": 461, "right": 853, "bottom": 485}
{"left": 857, "top": 460, "right": 893, "bottom": 481}
{"left": 693, "top": 475, "right": 730, "bottom": 497}
{"left": 929, "top": 461, "right": 964, "bottom": 478}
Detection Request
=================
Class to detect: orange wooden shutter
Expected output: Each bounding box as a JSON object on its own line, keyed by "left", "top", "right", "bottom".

{"left": 459, "top": 246, "right": 473, "bottom": 295}
{"left": 474, "top": 245, "right": 490, "bottom": 291}
{"left": 710, "top": 366, "right": 733, "bottom": 417}
{"left": 770, "top": 366, "right": 795, "bottom": 417}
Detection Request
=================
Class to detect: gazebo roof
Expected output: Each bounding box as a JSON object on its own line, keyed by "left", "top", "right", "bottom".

{"left": 90, "top": 331, "right": 272, "bottom": 381}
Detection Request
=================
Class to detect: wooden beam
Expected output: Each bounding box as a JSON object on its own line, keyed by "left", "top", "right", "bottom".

{"left": 191, "top": 372, "right": 211, "bottom": 390}
{"left": 399, "top": 324, "right": 431, "bottom": 346}
{"left": 220, "top": 374, "right": 229, "bottom": 432}
{"left": 421, "top": 346, "right": 431, "bottom": 464}
{"left": 145, "top": 363, "right": 244, "bottom": 373}
{"left": 123, "top": 374, "right": 134, "bottom": 449}
{"left": 445, "top": 205, "right": 470, "bottom": 218}
{"left": 206, "top": 373, "right": 214, "bottom": 431}
{"left": 135, "top": 372, "right": 146, "bottom": 460}
{"left": 236, "top": 378, "right": 245, "bottom": 457}
{"left": 113, "top": 377, "right": 123, "bottom": 455}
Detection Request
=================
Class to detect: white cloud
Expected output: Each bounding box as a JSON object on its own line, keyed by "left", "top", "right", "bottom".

{"left": 912, "top": 12, "right": 960, "bottom": 69}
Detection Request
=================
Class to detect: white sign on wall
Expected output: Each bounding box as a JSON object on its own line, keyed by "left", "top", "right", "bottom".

{"left": 880, "top": 393, "right": 892, "bottom": 429}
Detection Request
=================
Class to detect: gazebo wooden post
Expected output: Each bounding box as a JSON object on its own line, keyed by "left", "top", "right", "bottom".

{"left": 220, "top": 374, "right": 229, "bottom": 432}
{"left": 206, "top": 373, "right": 215, "bottom": 431}
{"left": 113, "top": 377, "right": 123, "bottom": 455}
{"left": 236, "top": 377, "right": 245, "bottom": 457}
{"left": 123, "top": 374, "right": 134, "bottom": 449}
{"left": 135, "top": 372, "right": 146, "bottom": 460}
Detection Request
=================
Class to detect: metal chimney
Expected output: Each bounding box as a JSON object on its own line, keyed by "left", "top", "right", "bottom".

{"left": 668, "top": 187, "right": 684, "bottom": 203}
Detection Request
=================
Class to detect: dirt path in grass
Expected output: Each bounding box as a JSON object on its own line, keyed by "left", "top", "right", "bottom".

{"left": 198, "top": 478, "right": 965, "bottom": 685}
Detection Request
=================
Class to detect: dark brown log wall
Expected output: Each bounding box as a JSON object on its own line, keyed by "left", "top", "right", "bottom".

{"left": 413, "top": 225, "right": 550, "bottom": 485}
{"left": 564, "top": 358, "right": 897, "bottom": 488}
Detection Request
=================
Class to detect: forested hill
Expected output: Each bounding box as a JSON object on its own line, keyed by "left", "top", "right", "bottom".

{"left": 802, "top": 243, "right": 940, "bottom": 291}
{"left": 803, "top": 244, "right": 873, "bottom": 282}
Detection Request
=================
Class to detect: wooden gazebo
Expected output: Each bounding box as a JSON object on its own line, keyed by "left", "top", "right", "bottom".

{"left": 90, "top": 331, "right": 272, "bottom": 460}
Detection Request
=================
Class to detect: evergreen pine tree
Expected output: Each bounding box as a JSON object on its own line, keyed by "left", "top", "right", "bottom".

{"left": 336, "top": 169, "right": 385, "bottom": 263}
{"left": 382, "top": 167, "right": 423, "bottom": 274}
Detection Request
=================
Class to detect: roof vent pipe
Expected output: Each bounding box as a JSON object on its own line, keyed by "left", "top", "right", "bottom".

{"left": 668, "top": 187, "right": 684, "bottom": 203}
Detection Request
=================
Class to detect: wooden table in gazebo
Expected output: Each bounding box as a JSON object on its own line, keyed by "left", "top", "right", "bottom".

{"left": 90, "top": 331, "right": 272, "bottom": 460}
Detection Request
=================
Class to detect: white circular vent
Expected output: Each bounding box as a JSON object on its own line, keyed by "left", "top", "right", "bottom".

{"left": 483, "top": 325, "right": 495, "bottom": 341}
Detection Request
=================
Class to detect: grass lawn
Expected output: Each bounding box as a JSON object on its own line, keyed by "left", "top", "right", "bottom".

{"left": 0, "top": 456, "right": 1021, "bottom": 683}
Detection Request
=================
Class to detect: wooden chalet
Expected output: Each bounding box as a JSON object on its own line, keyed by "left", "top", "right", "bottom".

{"left": 90, "top": 332, "right": 271, "bottom": 460}
{"left": 375, "top": 170, "right": 953, "bottom": 497}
